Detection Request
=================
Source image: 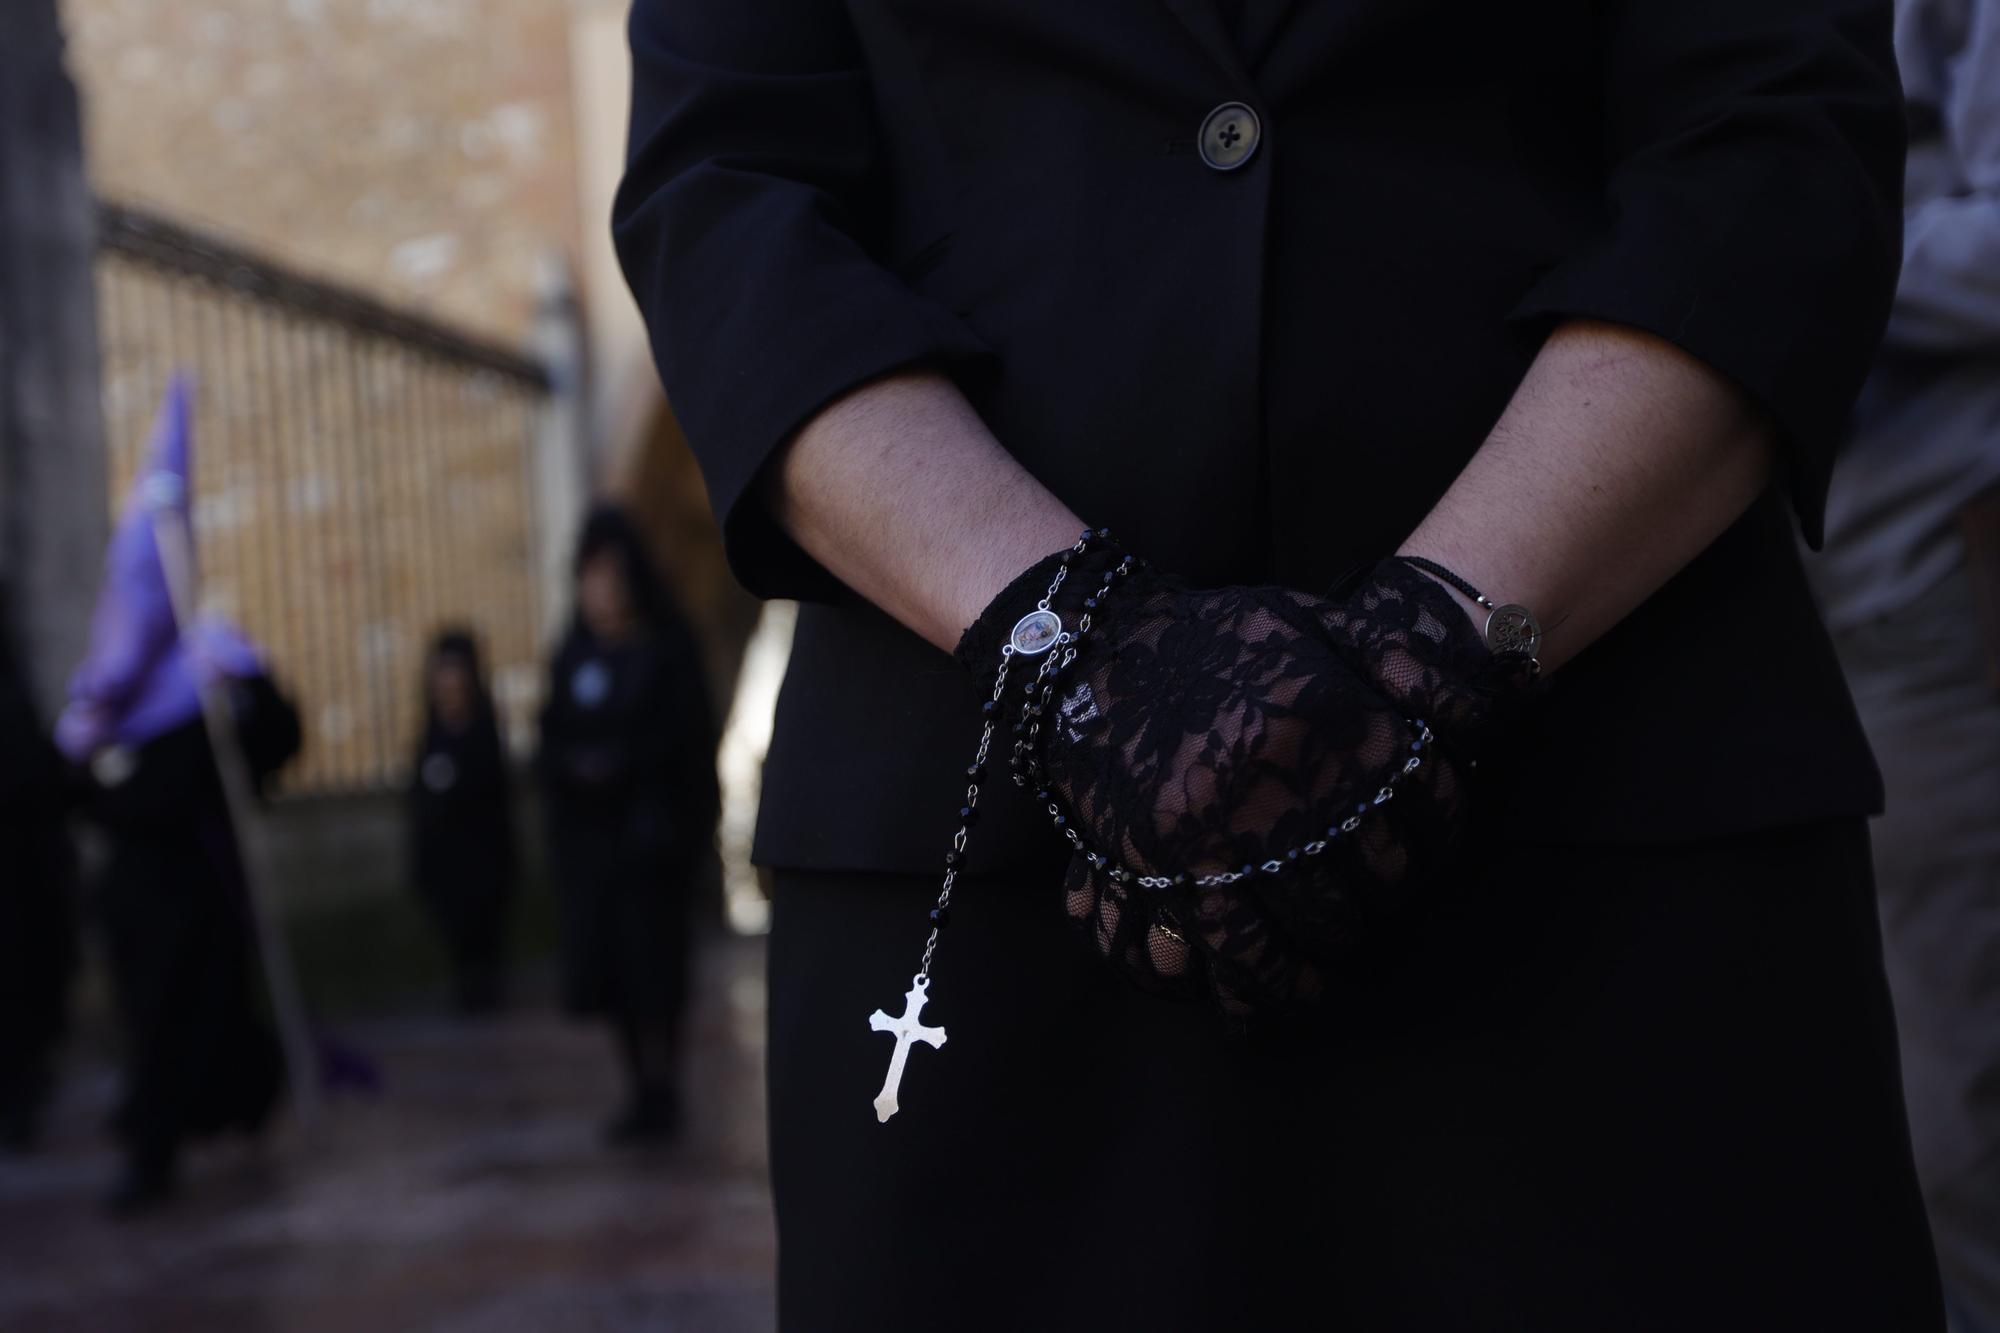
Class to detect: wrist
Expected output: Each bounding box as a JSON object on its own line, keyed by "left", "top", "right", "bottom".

{"left": 1331, "top": 558, "right": 1547, "bottom": 753}
{"left": 953, "top": 529, "right": 1122, "bottom": 675}
{"left": 945, "top": 509, "right": 1100, "bottom": 651}
{"left": 1389, "top": 554, "right": 1545, "bottom": 671}
{"left": 768, "top": 369, "right": 1087, "bottom": 652}
{"left": 1406, "top": 566, "right": 1487, "bottom": 636}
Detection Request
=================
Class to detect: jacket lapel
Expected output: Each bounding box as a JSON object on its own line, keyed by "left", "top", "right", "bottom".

{"left": 1159, "top": 0, "right": 1256, "bottom": 91}
{"left": 1233, "top": 0, "right": 1301, "bottom": 73}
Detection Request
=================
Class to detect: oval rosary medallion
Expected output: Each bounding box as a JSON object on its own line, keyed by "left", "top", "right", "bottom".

{"left": 1009, "top": 608, "right": 1062, "bottom": 656}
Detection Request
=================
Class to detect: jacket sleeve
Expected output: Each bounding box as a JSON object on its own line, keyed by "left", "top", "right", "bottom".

{"left": 613, "top": 0, "right": 994, "bottom": 601}
{"left": 1508, "top": 0, "right": 1907, "bottom": 549}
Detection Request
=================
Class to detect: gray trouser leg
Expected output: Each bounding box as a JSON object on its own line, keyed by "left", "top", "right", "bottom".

{"left": 1838, "top": 562, "right": 2000, "bottom": 1333}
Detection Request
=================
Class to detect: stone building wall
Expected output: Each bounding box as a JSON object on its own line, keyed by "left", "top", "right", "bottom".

{"left": 61, "top": 0, "right": 583, "bottom": 346}
{"left": 56, "top": 0, "right": 744, "bottom": 810}
{"left": 57, "top": 0, "right": 586, "bottom": 795}
{"left": 92, "top": 238, "right": 553, "bottom": 794}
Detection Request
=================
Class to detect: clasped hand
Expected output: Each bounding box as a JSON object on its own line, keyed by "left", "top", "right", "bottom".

{"left": 966, "top": 555, "right": 1538, "bottom": 1022}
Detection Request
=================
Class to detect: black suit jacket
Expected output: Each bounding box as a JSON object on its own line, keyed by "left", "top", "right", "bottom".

{"left": 615, "top": 0, "right": 1904, "bottom": 873}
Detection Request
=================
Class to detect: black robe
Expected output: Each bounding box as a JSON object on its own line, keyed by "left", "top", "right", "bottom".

{"left": 407, "top": 709, "right": 516, "bottom": 1009}
{"left": 84, "top": 676, "right": 300, "bottom": 1164}
{"left": 614, "top": 0, "right": 1940, "bottom": 1325}
{"left": 536, "top": 618, "right": 719, "bottom": 1024}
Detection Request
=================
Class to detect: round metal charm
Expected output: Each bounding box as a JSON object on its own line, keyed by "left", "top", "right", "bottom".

{"left": 1009, "top": 608, "right": 1063, "bottom": 656}
{"left": 1484, "top": 603, "right": 1542, "bottom": 659}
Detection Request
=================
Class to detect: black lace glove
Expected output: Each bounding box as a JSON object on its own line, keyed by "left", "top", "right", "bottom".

{"left": 958, "top": 549, "right": 1540, "bottom": 1020}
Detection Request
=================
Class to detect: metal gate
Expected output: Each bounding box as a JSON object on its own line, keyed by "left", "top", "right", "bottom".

{"left": 94, "top": 202, "right": 550, "bottom": 793}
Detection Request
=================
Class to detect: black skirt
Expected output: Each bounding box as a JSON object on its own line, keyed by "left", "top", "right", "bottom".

{"left": 549, "top": 845, "right": 695, "bottom": 1024}
{"left": 766, "top": 817, "right": 1943, "bottom": 1331}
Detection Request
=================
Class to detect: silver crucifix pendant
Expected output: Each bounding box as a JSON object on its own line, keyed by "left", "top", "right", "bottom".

{"left": 868, "top": 975, "right": 947, "bottom": 1122}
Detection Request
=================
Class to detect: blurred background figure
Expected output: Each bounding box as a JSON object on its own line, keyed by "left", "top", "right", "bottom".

{"left": 408, "top": 629, "right": 517, "bottom": 1016}
{"left": 50, "top": 374, "right": 312, "bottom": 1212}
{"left": 0, "top": 608, "right": 80, "bottom": 1153}
{"left": 0, "top": 0, "right": 773, "bottom": 1319}
{"left": 1810, "top": 1, "right": 2000, "bottom": 1328}
{"left": 537, "top": 506, "right": 720, "bottom": 1147}
{"left": 64, "top": 619, "right": 302, "bottom": 1212}
{"left": 60, "top": 619, "right": 302, "bottom": 1213}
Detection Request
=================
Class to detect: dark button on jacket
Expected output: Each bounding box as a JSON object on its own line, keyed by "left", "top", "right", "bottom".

{"left": 1199, "top": 101, "right": 1261, "bottom": 171}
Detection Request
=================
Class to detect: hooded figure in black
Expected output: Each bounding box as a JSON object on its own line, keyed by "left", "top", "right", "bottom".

{"left": 408, "top": 629, "right": 516, "bottom": 1015}
{"left": 0, "top": 617, "right": 79, "bottom": 1152}
{"left": 80, "top": 654, "right": 301, "bottom": 1211}
{"left": 537, "top": 506, "right": 720, "bottom": 1144}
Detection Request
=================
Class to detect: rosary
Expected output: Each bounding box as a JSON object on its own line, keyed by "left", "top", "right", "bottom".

{"left": 866, "top": 532, "right": 1535, "bottom": 1121}
{"left": 866, "top": 530, "right": 1106, "bottom": 1121}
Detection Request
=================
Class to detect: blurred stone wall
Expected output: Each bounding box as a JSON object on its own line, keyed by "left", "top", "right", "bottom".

{"left": 61, "top": 0, "right": 582, "bottom": 346}
{"left": 61, "top": 0, "right": 594, "bottom": 795}
{"left": 60, "top": 0, "right": 746, "bottom": 661}
{"left": 53, "top": 0, "right": 760, "bottom": 913}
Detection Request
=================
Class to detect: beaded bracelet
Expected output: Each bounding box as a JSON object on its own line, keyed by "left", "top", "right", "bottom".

{"left": 864, "top": 527, "right": 1113, "bottom": 1124}
{"left": 1394, "top": 555, "right": 1543, "bottom": 671}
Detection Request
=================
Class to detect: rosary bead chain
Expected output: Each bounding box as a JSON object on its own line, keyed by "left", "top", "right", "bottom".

{"left": 913, "top": 528, "right": 1110, "bottom": 984}
{"left": 1010, "top": 554, "right": 1131, "bottom": 788}
{"left": 1002, "top": 554, "right": 1442, "bottom": 894}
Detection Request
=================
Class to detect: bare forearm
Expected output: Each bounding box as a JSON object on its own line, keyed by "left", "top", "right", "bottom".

{"left": 1398, "top": 320, "right": 1777, "bottom": 672}
{"left": 771, "top": 370, "right": 1083, "bottom": 652}
{"left": 774, "top": 324, "right": 1773, "bottom": 669}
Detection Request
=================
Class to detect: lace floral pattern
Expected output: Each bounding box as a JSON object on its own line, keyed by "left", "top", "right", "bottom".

{"left": 967, "top": 555, "right": 1540, "bottom": 1022}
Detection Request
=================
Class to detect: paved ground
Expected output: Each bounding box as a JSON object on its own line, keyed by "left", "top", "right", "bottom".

{"left": 0, "top": 934, "right": 777, "bottom": 1333}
